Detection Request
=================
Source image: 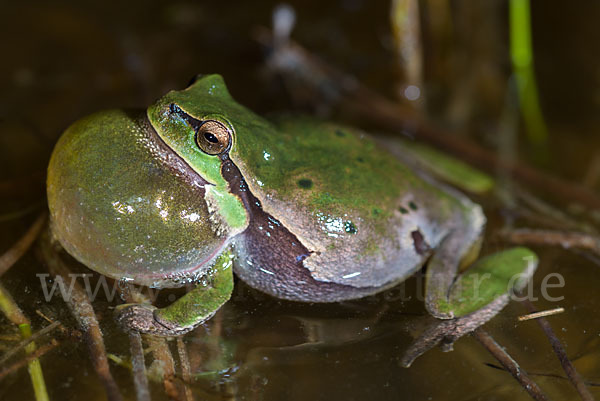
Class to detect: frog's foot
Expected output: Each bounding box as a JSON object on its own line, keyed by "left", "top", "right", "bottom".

{"left": 115, "top": 303, "right": 199, "bottom": 336}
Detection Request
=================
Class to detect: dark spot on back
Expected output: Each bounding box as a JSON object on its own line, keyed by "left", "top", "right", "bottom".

{"left": 356, "top": 157, "right": 365, "bottom": 163}
{"left": 297, "top": 178, "right": 313, "bottom": 189}
{"left": 411, "top": 229, "right": 430, "bottom": 255}
{"left": 409, "top": 201, "right": 418, "bottom": 211}
{"left": 344, "top": 221, "right": 357, "bottom": 234}
{"left": 335, "top": 129, "right": 346, "bottom": 137}
{"left": 399, "top": 207, "right": 409, "bottom": 214}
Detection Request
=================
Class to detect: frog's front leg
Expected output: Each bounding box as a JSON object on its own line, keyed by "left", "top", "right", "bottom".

{"left": 115, "top": 249, "right": 235, "bottom": 336}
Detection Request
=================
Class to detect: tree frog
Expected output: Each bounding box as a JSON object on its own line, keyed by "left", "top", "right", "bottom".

{"left": 46, "top": 74, "right": 537, "bottom": 362}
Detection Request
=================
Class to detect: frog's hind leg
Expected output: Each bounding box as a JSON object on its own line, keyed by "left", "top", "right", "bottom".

{"left": 408, "top": 246, "right": 537, "bottom": 367}
{"left": 115, "top": 249, "right": 235, "bottom": 337}
{"left": 424, "top": 231, "right": 476, "bottom": 319}
{"left": 426, "top": 242, "right": 537, "bottom": 319}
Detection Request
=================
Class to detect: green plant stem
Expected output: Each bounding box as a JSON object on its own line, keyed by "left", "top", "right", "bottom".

{"left": 509, "top": 0, "right": 548, "bottom": 146}
{"left": 0, "top": 321, "right": 60, "bottom": 366}
{"left": 0, "top": 283, "right": 50, "bottom": 401}
{"left": 19, "top": 324, "right": 50, "bottom": 401}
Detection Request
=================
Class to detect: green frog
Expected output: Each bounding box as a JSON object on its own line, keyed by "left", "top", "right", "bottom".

{"left": 46, "top": 74, "right": 537, "bottom": 364}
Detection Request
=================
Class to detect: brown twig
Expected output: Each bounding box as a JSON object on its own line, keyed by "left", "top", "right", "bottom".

{"left": 37, "top": 230, "right": 123, "bottom": 401}
{"left": 129, "top": 331, "right": 151, "bottom": 401}
{"left": 472, "top": 328, "right": 550, "bottom": 401}
{"left": 35, "top": 310, "right": 84, "bottom": 341}
{"left": 401, "top": 295, "right": 510, "bottom": 368}
{"left": 177, "top": 337, "right": 194, "bottom": 401}
{"left": 0, "top": 321, "right": 61, "bottom": 366}
{"left": 124, "top": 284, "right": 185, "bottom": 400}
{"left": 0, "top": 339, "right": 59, "bottom": 380}
{"left": 0, "top": 171, "right": 45, "bottom": 197}
{"left": 516, "top": 190, "right": 598, "bottom": 234}
{"left": 342, "top": 76, "right": 600, "bottom": 212}
{"left": 499, "top": 228, "right": 600, "bottom": 257}
{"left": 255, "top": 27, "right": 600, "bottom": 211}
{"left": 520, "top": 299, "right": 595, "bottom": 401}
{"left": 146, "top": 336, "right": 181, "bottom": 400}
{"left": 0, "top": 212, "right": 47, "bottom": 277}
{"left": 518, "top": 307, "right": 565, "bottom": 322}
{"left": 485, "top": 363, "right": 600, "bottom": 387}
{"left": 0, "top": 202, "right": 44, "bottom": 223}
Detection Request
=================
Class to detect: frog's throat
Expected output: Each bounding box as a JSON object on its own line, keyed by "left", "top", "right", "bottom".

{"left": 218, "top": 154, "right": 384, "bottom": 302}
{"left": 128, "top": 114, "right": 230, "bottom": 288}
{"left": 142, "top": 237, "right": 229, "bottom": 287}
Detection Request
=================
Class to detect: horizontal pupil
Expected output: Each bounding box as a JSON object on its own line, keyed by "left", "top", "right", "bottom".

{"left": 204, "top": 132, "right": 219, "bottom": 143}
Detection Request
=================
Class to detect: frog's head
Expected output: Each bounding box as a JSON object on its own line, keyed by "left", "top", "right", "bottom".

{"left": 148, "top": 74, "right": 240, "bottom": 186}
{"left": 146, "top": 74, "right": 267, "bottom": 243}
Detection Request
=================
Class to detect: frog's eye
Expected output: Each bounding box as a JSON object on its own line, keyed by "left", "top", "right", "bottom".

{"left": 195, "top": 120, "right": 231, "bottom": 155}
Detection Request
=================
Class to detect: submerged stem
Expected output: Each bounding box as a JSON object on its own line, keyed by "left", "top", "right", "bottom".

{"left": 520, "top": 299, "right": 595, "bottom": 401}
{"left": 37, "top": 229, "right": 123, "bottom": 401}
{"left": 0, "top": 212, "right": 46, "bottom": 278}
{"left": 129, "top": 332, "right": 151, "bottom": 401}
{"left": 472, "top": 328, "right": 549, "bottom": 401}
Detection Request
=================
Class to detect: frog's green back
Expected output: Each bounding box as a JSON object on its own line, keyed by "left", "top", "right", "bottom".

{"left": 236, "top": 116, "right": 425, "bottom": 220}
{"left": 230, "top": 114, "right": 477, "bottom": 289}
